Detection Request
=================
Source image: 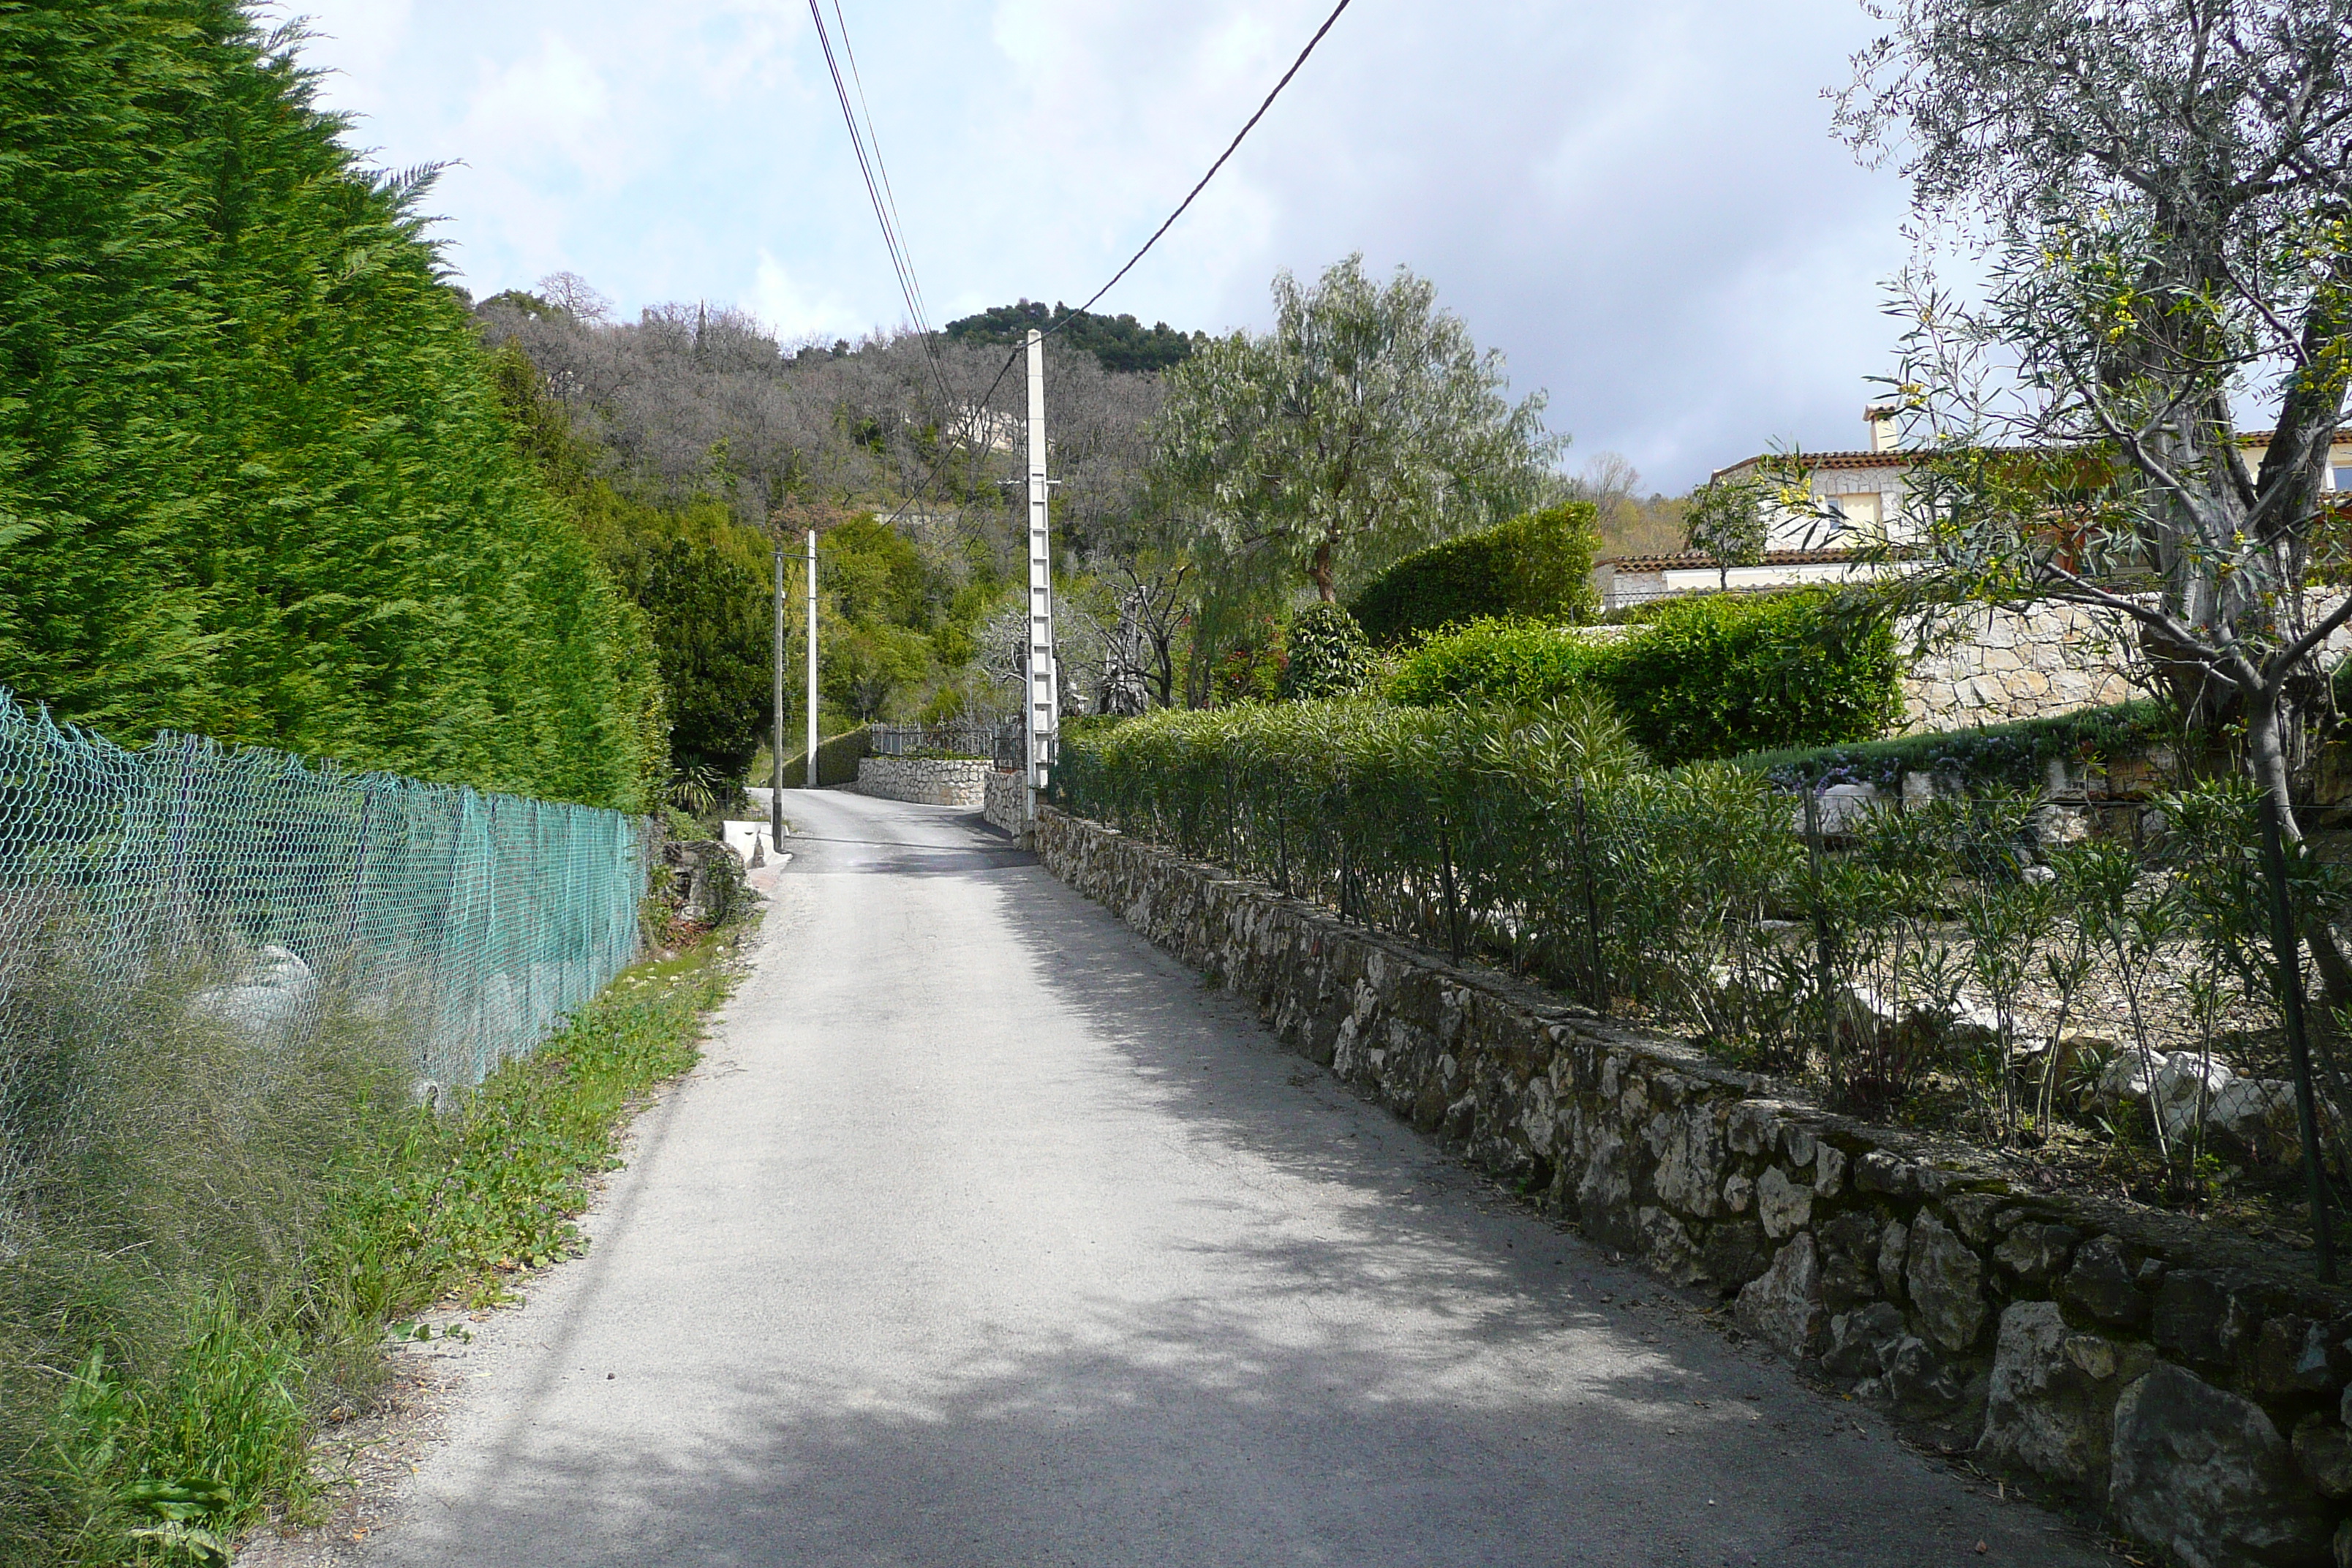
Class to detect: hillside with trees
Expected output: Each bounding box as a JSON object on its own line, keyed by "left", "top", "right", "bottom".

{"left": 471, "top": 255, "right": 1574, "bottom": 758}
{"left": 943, "top": 301, "right": 1202, "bottom": 374}
{"left": 0, "top": 3, "right": 662, "bottom": 811}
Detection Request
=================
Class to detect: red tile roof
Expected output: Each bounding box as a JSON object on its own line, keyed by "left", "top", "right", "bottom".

{"left": 1599, "top": 547, "right": 1864, "bottom": 572}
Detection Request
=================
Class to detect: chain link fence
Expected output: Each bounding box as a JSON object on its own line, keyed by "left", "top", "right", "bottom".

{"left": 0, "top": 686, "right": 645, "bottom": 1111}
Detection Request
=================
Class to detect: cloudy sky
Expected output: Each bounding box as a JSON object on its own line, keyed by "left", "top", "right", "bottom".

{"left": 290, "top": 0, "right": 1918, "bottom": 491}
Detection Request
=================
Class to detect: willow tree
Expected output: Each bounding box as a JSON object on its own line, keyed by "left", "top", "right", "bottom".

{"left": 1147, "top": 255, "right": 1558, "bottom": 603}
{"left": 1836, "top": 0, "right": 2351, "bottom": 829}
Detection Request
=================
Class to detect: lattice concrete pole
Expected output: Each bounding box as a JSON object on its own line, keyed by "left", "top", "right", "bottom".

{"left": 805, "top": 529, "right": 820, "bottom": 788}
{"left": 771, "top": 538, "right": 785, "bottom": 842}
{"left": 1023, "top": 328, "right": 1056, "bottom": 826}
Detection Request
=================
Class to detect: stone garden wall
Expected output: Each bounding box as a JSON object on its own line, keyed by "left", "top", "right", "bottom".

{"left": 1036, "top": 805, "right": 2352, "bottom": 1568}
{"left": 984, "top": 767, "right": 1027, "bottom": 837}
{"left": 852, "top": 755, "right": 988, "bottom": 807}
{"left": 1894, "top": 595, "right": 2352, "bottom": 737}
{"left": 1897, "top": 602, "right": 2139, "bottom": 735}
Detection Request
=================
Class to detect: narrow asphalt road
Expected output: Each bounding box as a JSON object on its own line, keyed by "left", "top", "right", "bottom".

{"left": 349, "top": 792, "right": 2106, "bottom": 1568}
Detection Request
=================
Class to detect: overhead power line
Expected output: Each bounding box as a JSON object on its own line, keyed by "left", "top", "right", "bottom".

{"left": 805, "top": 0, "right": 956, "bottom": 413}
{"left": 881, "top": 0, "right": 1357, "bottom": 524}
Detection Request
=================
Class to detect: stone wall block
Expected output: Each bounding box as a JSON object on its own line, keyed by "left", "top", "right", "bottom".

{"left": 1980, "top": 1300, "right": 2143, "bottom": 1492}
{"left": 1947, "top": 1192, "right": 2005, "bottom": 1247}
{"left": 1991, "top": 1222, "right": 2079, "bottom": 1285}
{"left": 1907, "top": 1211, "right": 1989, "bottom": 1354}
{"left": 2294, "top": 1415, "right": 2352, "bottom": 1500}
{"left": 1727, "top": 1098, "right": 1780, "bottom": 1156}
{"left": 1857, "top": 1151, "right": 1921, "bottom": 1197}
{"left": 2157, "top": 1273, "right": 2253, "bottom": 1372}
{"left": 1817, "top": 1211, "right": 1882, "bottom": 1311}
{"left": 1736, "top": 1233, "right": 1828, "bottom": 1359}
{"left": 1756, "top": 1164, "right": 1814, "bottom": 1240}
{"left": 1722, "top": 1172, "right": 1754, "bottom": 1214}
{"left": 2063, "top": 1236, "right": 2153, "bottom": 1330}
{"left": 1825, "top": 1303, "right": 1906, "bottom": 1382}
{"left": 1700, "top": 1217, "right": 1773, "bottom": 1289}
{"left": 1650, "top": 1104, "right": 1725, "bottom": 1219}
{"left": 1879, "top": 1218, "right": 1911, "bottom": 1304}
{"left": 1638, "top": 1206, "right": 1707, "bottom": 1286}
{"left": 2250, "top": 1317, "right": 2339, "bottom": 1400}
{"left": 1578, "top": 1129, "right": 1640, "bottom": 1252}
{"left": 2109, "top": 1365, "right": 2330, "bottom": 1568}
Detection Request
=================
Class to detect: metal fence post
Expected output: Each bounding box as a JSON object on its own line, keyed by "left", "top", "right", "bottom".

{"left": 2259, "top": 791, "right": 2336, "bottom": 1282}
{"left": 1806, "top": 788, "right": 1836, "bottom": 1071}
{"left": 1574, "top": 783, "right": 1604, "bottom": 1013}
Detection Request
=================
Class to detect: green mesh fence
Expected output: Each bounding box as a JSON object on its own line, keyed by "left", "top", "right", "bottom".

{"left": 0, "top": 687, "right": 645, "bottom": 1097}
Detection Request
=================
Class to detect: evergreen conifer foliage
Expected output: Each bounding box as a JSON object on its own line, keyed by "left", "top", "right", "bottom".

{"left": 0, "top": 2, "right": 663, "bottom": 810}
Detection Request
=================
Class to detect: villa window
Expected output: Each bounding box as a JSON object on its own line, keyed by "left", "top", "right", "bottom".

{"left": 1824, "top": 491, "right": 1882, "bottom": 532}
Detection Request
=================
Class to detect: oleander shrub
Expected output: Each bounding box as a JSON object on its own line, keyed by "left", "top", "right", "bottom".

{"left": 1052, "top": 705, "right": 2323, "bottom": 1161}
{"left": 1348, "top": 502, "right": 1601, "bottom": 646}
{"left": 1385, "top": 617, "right": 1613, "bottom": 711}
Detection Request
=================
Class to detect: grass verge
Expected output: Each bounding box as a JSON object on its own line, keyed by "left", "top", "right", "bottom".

{"left": 4, "top": 927, "right": 745, "bottom": 1567}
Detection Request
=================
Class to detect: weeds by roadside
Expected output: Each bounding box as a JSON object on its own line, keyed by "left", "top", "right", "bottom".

{"left": 1, "top": 927, "right": 745, "bottom": 1567}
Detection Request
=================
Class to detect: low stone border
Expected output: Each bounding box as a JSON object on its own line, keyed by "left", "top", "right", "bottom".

{"left": 852, "top": 755, "right": 987, "bottom": 807}
{"left": 1036, "top": 806, "right": 2352, "bottom": 1568}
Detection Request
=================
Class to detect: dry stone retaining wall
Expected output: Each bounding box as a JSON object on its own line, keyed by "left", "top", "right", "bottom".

{"left": 1894, "top": 595, "right": 2352, "bottom": 736}
{"left": 852, "top": 755, "right": 988, "bottom": 807}
{"left": 1036, "top": 806, "right": 2352, "bottom": 1568}
{"left": 1898, "top": 602, "right": 2138, "bottom": 734}
{"left": 984, "top": 767, "right": 1027, "bottom": 836}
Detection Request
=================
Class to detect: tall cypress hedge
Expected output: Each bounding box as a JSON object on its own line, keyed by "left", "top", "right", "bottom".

{"left": 0, "top": 1, "right": 663, "bottom": 809}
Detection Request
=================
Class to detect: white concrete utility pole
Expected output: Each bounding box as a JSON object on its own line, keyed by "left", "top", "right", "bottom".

{"left": 771, "top": 538, "right": 786, "bottom": 842}
{"left": 805, "top": 529, "right": 820, "bottom": 788}
{"left": 1022, "top": 328, "right": 1057, "bottom": 823}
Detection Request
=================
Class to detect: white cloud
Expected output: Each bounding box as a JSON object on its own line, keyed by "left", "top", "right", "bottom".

{"left": 751, "top": 249, "right": 852, "bottom": 342}
{"left": 293, "top": 0, "right": 1926, "bottom": 488}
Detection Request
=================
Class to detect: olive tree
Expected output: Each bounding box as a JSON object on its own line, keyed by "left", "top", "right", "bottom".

{"left": 1836, "top": 0, "right": 2352, "bottom": 833}
{"left": 1147, "top": 255, "right": 1559, "bottom": 602}
{"left": 1684, "top": 474, "right": 1771, "bottom": 592}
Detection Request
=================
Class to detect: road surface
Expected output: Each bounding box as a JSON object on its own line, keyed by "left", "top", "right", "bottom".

{"left": 344, "top": 791, "right": 2106, "bottom": 1567}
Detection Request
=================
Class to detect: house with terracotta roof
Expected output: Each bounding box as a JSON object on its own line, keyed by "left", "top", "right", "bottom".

{"left": 1592, "top": 415, "right": 2352, "bottom": 613}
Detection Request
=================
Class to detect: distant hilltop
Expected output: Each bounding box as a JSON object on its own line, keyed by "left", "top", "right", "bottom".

{"left": 943, "top": 301, "right": 1205, "bottom": 374}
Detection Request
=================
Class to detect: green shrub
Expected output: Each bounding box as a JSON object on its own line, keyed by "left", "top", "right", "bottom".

{"left": 1386, "top": 617, "right": 1613, "bottom": 708}
{"left": 1387, "top": 590, "right": 1901, "bottom": 764}
{"left": 1602, "top": 590, "right": 1901, "bottom": 763}
{"left": 1348, "top": 502, "right": 1600, "bottom": 645}
{"left": 1281, "top": 604, "right": 1376, "bottom": 699}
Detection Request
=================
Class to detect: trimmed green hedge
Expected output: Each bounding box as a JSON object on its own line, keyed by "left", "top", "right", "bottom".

{"left": 1349, "top": 502, "right": 1600, "bottom": 645}
{"left": 1387, "top": 590, "right": 1902, "bottom": 765}
{"left": 1731, "top": 701, "right": 2171, "bottom": 791}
